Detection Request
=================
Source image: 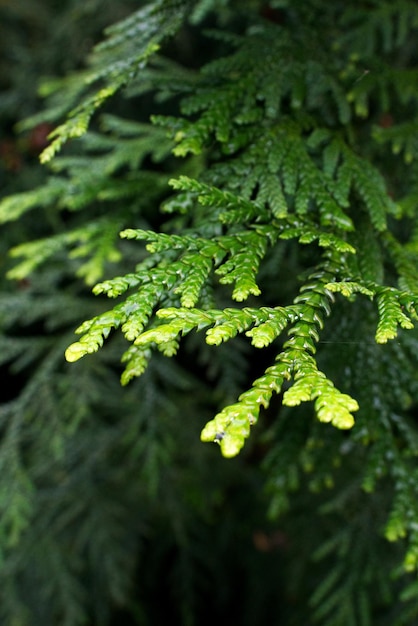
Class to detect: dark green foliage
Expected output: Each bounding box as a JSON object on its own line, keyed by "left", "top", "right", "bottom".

{"left": 1, "top": 0, "right": 418, "bottom": 624}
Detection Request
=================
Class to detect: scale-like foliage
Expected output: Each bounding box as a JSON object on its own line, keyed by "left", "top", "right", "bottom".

{"left": 39, "top": 0, "right": 189, "bottom": 163}
{"left": 2, "top": 0, "right": 418, "bottom": 624}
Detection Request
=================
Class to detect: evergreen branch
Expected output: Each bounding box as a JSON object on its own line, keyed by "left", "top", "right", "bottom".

{"left": 375, "top": 288, "right": 415, "bottom": 343}
{"left": 40, "top": 0, "right": 189, "bottom": 162}
{"left": 0, "top": 180, "right": 67, "bottom": 224}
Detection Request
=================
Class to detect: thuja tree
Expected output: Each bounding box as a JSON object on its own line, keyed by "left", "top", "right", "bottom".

{"left": 1, "top": 0, "right": 418, "bottom": 624}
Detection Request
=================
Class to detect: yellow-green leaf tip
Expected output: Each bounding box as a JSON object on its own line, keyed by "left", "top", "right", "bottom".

{"left": 65, "top": 342, "right": 89, "bottom": 363}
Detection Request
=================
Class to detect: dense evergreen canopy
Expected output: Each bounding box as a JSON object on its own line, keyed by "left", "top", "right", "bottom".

{"left": 1, "top": 1, "right": 418, "bottom": 624}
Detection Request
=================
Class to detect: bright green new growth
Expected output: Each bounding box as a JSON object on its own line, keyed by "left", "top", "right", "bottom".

{"left": 4, "top": 0, "right": 417, "bottom": 459}
{"left": 55, "top": 21, "right": 418, "bottom": 457}
{"left": 65, "top": 250, "right": 366, "bottom": 458}
{"left": 2, "top": 1, "right": 418, "bottom": 624}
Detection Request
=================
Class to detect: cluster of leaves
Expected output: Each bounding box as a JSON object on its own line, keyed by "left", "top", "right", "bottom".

{"left": 1, "top": 0, "right": 418, "bottom": 625}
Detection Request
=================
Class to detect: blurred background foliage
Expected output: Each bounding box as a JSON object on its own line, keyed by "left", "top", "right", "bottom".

{"left": 1, "top": 1, "right": 418, "bottom": 625}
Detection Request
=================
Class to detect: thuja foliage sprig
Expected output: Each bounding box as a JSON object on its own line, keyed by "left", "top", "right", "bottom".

{"left": 39, "top": 0, "right": 189, "bottom": 163}
{"left": 33, "top": 0, "right": 413, "bottom": 459}
{"left": 3, "top": 1, "right": 418, "bottom": 624}
{"left": 64, "top": 219, "right": 416, "bottom": 457}
{"left": 1, "top": 0, "right": 418, "bottom": 496}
